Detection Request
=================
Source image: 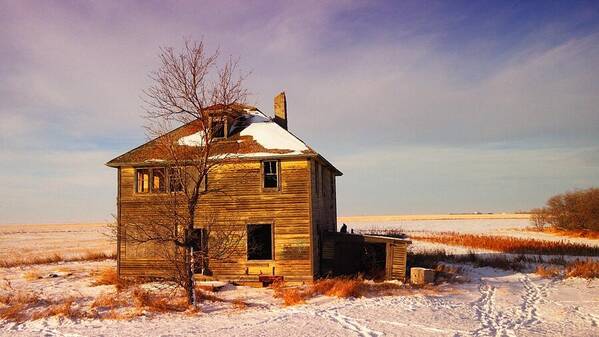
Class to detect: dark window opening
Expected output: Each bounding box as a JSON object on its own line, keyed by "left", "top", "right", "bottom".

{"left": 247, "top": 224, "right": 272, "bottom": 260}
{"left": 211, "top": 118, "right": 226, "bottom": 138}
{"left": 190, "top": 228, "right": 208, "bottom": 274}
{"left": 168, "top": 167, "right": 184, "bottom": 193}
{"left": 263, "top": 160, "right": 278, "bottom": 189}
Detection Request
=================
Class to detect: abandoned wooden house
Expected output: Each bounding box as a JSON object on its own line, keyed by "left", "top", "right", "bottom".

{"left": 106, "top": 93, "right": 410, "bottom": 285}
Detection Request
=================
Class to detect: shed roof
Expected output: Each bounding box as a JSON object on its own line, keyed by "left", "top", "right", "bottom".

{"left": 106, "top": 105, "right": 342, "bottom": 175}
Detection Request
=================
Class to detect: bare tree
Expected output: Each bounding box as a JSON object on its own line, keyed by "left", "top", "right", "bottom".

{"left": 121, "top": 39, "right": 249, "bottom": 305}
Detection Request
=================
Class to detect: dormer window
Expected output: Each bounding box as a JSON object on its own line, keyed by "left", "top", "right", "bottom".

{"left": 210, "top": 117, "right": 227, "bottom": 139}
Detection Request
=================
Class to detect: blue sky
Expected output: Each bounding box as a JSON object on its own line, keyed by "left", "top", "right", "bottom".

{"left": 1, "top": 0, "right": 598, "bottom": 223}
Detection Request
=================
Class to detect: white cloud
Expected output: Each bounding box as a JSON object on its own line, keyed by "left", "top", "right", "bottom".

{"left": 0, "top": 1, "right": 598, "bottom": 221}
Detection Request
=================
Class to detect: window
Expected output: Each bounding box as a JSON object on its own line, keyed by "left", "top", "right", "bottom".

{"left": 152, "top": 168, "right": 166, "bottom": 193}
{"left": 168, "top": 167, "right": 184, "bottom": 193}
{"left": 211, "top": 117, "right": 226, "bottom": 139}
{"left": 247, "top": 224, "right": 272, "bottom": 260}
{"left": 263, "top": 160, "right": 279, "bottom": 189}
{"left": 136, "top": 169, "right": 150, "bottom": 193}
{"left": 135, "top": 168, "right": 168, "bottom": 194}
{"left": 190, "top": 228, "right": 208, "bottom": 273}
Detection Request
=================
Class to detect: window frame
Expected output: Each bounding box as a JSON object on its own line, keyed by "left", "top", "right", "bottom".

{"left": 151, "top": 167, "right": 167, "bottom": 193}
{"left": 210, "top": 116, "right": 228, "bottom": 139}
{"left": 167, "top": 167, "right": 185, "bottom": 193}
{"left": 261, "top": 160, "right": 280, "bottom": 191}
{"left": 134, "top": 167, "right": 172, "bottom": 195}
{"left": 246, "top": 223, "right": 274, "bottom": 261}
{"left": 135, "top": 168, "right": 151, "bottom": 194}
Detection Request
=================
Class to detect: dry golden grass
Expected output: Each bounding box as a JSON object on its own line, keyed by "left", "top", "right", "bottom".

{"left": 93, "top": 268, "right": 119, "bottom": 286}
{"left": 195, "top": 287, "right": 226, "bottom": 303}
{"left": 338, "top": 213, "right": 529, "bottom": 223}
{"left": 276, "top": 287, "right": 305, "bottom": 306}
{"left": 91, "top": 292, "right": 126, "bottom": 309}
{"left": 535, "top": 265, "right": 562, "bottom": 278}
{"left": 131, "top": 287, "right": 189, "bottom": 313}
{"left": 0, "top": 251, "right": 116, "bottom": 268}
{"left": 527, "top": 227, "right": 599, "bottom": 239}
{"left": 307, "top": 278, "right": 364, "bottom": 298}
{"left": 411, "top": 233, "right": 599, "bottom": 256}
{"left": 0, "top": 281, "right": 45, "bottom": 322}
{"left": 22, "top": 270, "right": 42, "bottom": 281}
{"left": 0, "top": 303, "right": 27, "bottom": 322}
{"left": 273, "top": 278, "right": 405, "bottom": 306}
{"left": 565, "top": 259, "right": 599, "bottom": 280}
{"left": 30, "top": 297, "right": 87, "bottom": 320}
{"left": 231, "top": 298, "right": 248, "bottom": 310}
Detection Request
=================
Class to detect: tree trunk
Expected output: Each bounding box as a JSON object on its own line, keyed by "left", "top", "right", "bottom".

{"left": 185, "top": 245, "right": 195, "bottom": 305}
{"left": 185, "top": 202, "right": 197, "bottom": 306}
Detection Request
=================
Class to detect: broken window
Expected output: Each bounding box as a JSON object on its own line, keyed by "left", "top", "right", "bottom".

{"left": 168, "top": 167, "right": 184, "bottom": 193}
{"left": 247, "top": 224, "right": 272, "bottom": 260}
{"left": 152, "top": 168, "right": 166, "bottom": 193}
{"left": 263, "top": 160, "right": 279, "bottom": 189}
{"left": 211, "top": 117, "right": 226, "bottom": 139}
{"left": 135, "top": 168, "right": 168, "bottom": 194}
{"left": 136, "top": 169, "right": 150, "bottom": 193}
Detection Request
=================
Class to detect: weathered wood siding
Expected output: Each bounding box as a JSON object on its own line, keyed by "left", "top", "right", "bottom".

{"left": 310, "top": 159, "right": 338, "bottom": 276}
{"left": 390, "top": 243, "right": 408, "bottom": 280}
{"left": 118, "top": 158, "right": 314, "bottom": 283}
{"left": 118, "top": 166, "right": 177, "bottom": 277}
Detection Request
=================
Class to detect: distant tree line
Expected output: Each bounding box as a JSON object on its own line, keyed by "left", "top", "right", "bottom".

{"left": 531, "top": 188, "right": 599, "bottom": 232}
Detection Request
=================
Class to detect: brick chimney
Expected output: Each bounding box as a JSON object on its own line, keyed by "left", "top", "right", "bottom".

{"left": 274, "top": 92, "right": 287, "bottom": 130}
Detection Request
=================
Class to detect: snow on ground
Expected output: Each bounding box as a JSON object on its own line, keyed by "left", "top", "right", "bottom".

{"left": 345, "top": 219, "right": 599, "bottom": 248}
{"left": 1, "top": 220, "right": 598, "bottom": 336}
{"left": 1, "top": 261, "right": 598, "bottom": 337}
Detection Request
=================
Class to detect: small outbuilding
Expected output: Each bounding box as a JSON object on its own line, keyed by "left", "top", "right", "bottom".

{"left": 320, "top": 232, "right": 411, "bottom": 280}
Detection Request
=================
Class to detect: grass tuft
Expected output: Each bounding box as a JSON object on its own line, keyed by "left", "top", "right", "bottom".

{"left": 565, "top": 259, "right": 599, "bottom": 280}
{"left": 273, "top": 278, "right": 405, "bottom": 306}
{"left": 22, "top": 270, "right": 42, "bottom": 281}
{"left": 231, "top": 298, "right": 248, "bottom": 310}
{"left": 535, "top": 265, "right": 562, "bottom": 278}
{"left": 93, "top": 268, "right": 119, "bottom": 286}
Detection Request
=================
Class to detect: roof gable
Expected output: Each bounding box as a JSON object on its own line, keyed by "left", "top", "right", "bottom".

{"left": 106, "top": 107, "right": 342, "bottom": 175}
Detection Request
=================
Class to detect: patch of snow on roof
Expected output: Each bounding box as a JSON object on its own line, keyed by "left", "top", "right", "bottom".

{"left": 240, "top": 122, "right": 308, "bottom": 153}
{"left": 178, "top": 130, "right": 206, "bottom": 146}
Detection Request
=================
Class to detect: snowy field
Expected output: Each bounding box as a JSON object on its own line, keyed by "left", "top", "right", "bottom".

{"left": 1, "top": 220, "right": 598, "bottom": 337}
{"left": 344, "top": 218, "right": 599, "bottom": 252}
{"left": 0, "top": 223, "right": 113, "bottom": 263}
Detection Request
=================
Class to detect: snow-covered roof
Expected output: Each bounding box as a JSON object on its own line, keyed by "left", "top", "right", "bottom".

{"left": 106, "top": 106, "right": 341, "bottom": 175}
{"left": 177, "top": 109, "right": 310, "bottom": 157}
